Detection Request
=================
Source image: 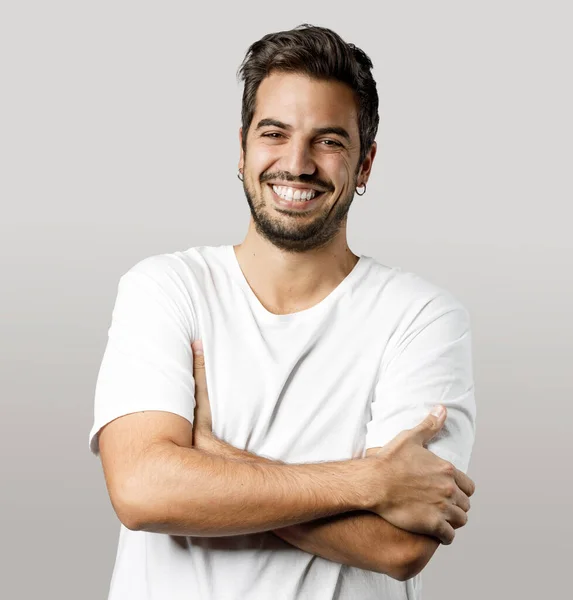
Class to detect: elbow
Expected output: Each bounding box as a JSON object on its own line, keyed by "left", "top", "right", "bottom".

{"left": 388, "top": 538, "right": 439, "bottom": 581}
{"left": 110, "top": 473, "right": 206, "bottom": 535}
{"left": 108, "top": 475, "right": 155, "bottom": 532}
{"left": 119, "top": 511, "right": 144, "bottom": 532}
{"left": 116, "top": 501, "right": 146, "bottom": 532}
{"left": 389, "top": 560, "right": 425, "bottom": 582}
{"left": 388, "top": 557, "right": 426, "bottom": 582}
{"left": 110, "top": 495, "right": 145, "bottom": 532}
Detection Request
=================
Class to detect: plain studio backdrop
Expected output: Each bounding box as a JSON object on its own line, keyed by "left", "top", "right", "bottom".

{"left": 1, "top": 1, "right": 571, "bottom": 598}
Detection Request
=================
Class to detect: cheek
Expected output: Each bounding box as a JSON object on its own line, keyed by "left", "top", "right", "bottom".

{"left": 327, "top": 157, "right": 354, "bottom": 188}
{"left": 247, "top": 142, "right": 280, "bottom": 165}
{"left": 248, "top": 157, "right": 276, "bottom": 182}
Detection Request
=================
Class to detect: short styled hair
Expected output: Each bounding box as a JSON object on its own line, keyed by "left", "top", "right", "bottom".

{"left": 237, "top": 24, "right": 379, "bottom": 167}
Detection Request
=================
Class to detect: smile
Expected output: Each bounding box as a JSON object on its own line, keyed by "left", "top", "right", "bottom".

{"left": 271, "top": 185, "right": 319, "bottom": 202}
{"left": 268, "top": 184, "right": 326, "bottom": 212}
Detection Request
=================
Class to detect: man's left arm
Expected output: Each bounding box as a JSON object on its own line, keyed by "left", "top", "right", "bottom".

{"left": 195, "top": 431, "right": 438, "bottom": 580}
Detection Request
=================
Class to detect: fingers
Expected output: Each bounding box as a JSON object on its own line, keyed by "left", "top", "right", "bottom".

{"left": 448, "top": 504, "right": 469, "bottom": 530}
{"left": 453, "top": 468, "right": 476, "bottom": 498}
{"left": 452, "top": 488, "right": 471, "bottom": 513}
{"left": 191, "top": 340, "right": 206, "bottom": 393}
{"left": 435, "top": 520, "right": 456, "bottom": 545}
{"left": 408, "top": 405, "right": 447, "bottom": 445}
{"left": 191, "top": 340, "right": 205, "bottom": 370}
{"left": 191, "top": 339, "right": 211, "bottom": 430}
{"left": 434, "top": 505, "right": 467, "bottom": 543}
{"left": 191, "top": 340, "right": 207, "bottom": 399}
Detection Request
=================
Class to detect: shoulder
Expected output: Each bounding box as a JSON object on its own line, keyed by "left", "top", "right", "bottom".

{"left": 365, "top": 257, "right": 470, "bottom": 321}
{"left": 124, "top": 246, "right": 205, "bottom": 282}
{"left": 120, "top": 244, "right": 226, "bottom": 293}
{"left": 113, "top": 246, "right": 223, "bottom": 335}
{"left": 364, "top": 262, "right": 472, "bottom": 370}
{"left": 396, "top": 271, "right": 469, "bottom": 320}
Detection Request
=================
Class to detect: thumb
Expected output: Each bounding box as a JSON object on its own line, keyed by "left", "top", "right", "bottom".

{"left": 408, "top": 405, "right": 447, "bottom": 445}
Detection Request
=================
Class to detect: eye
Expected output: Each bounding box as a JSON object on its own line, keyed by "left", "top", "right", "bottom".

{"left": 262, "top": 132, "right": 284, "bottom": 139}
{"left": 320, "top": 139, "right": 343, "bottom": 147}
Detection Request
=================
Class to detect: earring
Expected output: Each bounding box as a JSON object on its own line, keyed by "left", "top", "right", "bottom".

{"left": 237, "top": 169, "right": 244, "bottom": 182}
{"left": 355, "top": 183, "right": 366, "bottom": 196}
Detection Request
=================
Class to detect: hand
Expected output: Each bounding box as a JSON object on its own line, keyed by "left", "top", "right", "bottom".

{"left": 191, "top": 339, "right": 214, "bottom": 451}
{"left": 367, "top": 405, "right": 475, "bottom": 545}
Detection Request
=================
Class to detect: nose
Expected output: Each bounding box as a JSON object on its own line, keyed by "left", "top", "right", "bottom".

{"left": 280, "top": 139, "right": 317, "bottom": 177}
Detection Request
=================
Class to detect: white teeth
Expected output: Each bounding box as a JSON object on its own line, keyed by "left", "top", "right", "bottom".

{"left": 271, "top": 185, "right": 318, "bottom": 202}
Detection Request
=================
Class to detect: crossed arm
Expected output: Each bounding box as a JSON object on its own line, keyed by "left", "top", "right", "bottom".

{"left": 186, "top": 340, "right": 446, "bottom": 579}
{"left": 96, "top": 266, "right": 474, "bottom": 581}
{"left": 98, "top": 347, "right": 469, "bottom": 582}
{"left": 99, "top": 409, "right": 441, "bottom": 581}
{"left": 98, "top": 349, "right": 469, "bottom": 581}
{"left": 196, "top": 431, "right": 440, "bottom": 580}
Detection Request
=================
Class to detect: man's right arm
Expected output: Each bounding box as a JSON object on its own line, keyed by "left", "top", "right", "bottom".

{"left": 98, "top": 406, "right": 472, "bottom": 543}
{"left": 98, "top": 410, "right": 376, "bottom": 537}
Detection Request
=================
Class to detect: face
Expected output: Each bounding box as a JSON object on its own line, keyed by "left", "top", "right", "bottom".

{"left": 239, "top": 72, "right": 376, "bottom": 253}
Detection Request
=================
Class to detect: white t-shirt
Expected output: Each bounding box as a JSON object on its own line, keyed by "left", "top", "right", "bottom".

{"left": 89, "top": 244, "right": 476, "bottom": 600}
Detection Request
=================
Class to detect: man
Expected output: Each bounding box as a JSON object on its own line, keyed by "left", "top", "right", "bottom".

{"left": 90, "top": 24, "right": 476, "bottom": 600}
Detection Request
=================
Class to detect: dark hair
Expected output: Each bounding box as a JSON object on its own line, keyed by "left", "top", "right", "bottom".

{"left": 237, "top": 24, "right": 379, "bottom": 167}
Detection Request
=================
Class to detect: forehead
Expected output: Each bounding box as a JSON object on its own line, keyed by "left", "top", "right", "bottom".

{"left": 253, "top": 71, "right": 359, "bottom": 137}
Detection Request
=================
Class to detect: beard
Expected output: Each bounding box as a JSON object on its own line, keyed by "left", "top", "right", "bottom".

{"left": 242, "top": 174, "right": 357, "bottom": 253}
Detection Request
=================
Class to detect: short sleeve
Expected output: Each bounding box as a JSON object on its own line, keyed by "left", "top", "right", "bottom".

{"left": 365, "top": 292, "right": 476, "bottom": 473}
{"left": 88, "top": 257, "right": 197, "bottom": 456}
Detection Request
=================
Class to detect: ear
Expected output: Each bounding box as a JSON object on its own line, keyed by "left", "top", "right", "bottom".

{"left": 238, "top": 127, "right": 245, "bottom": 171}
{"left": 356, "top": 142, "right": 377, "bottom": 187}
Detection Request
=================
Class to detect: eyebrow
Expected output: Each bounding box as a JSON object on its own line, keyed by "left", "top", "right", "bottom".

{"left": 255, "top": 118, "right": 351, "bottom": 142}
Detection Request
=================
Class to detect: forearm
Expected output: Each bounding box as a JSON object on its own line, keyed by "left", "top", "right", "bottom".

{"left": 121, "top": 439, "right": 370, "bottom": 537}
{"left": 200, "top": 434, "right": 439, "bottom": 579}
{"left": 276, "top": 512, "right": 439, "bottom": 579}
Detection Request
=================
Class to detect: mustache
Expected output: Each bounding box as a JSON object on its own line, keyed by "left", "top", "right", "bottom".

{"left": 260, "top": 171, "right": 333, "bottom": 191}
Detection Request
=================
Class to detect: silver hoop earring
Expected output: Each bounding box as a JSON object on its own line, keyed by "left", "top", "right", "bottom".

{"left": 355, "top": 183, "right": 366, "bottom": 196}
{"left": 237, "top": 169, "right": 244, "bottom": 182}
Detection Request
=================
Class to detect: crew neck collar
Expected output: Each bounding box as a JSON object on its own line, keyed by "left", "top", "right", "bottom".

{"left": 224, "top": 244, "right": 370, "bottom": 325}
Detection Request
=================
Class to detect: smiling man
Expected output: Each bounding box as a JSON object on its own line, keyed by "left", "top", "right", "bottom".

{"left": 241, "top": 73, "right": 364, "bottom": 257}
{"left": 90, "top": 25, "right": 476, "bottom": 600}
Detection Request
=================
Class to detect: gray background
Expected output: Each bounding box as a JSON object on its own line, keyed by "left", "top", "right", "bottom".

{"left": 1, "top": 1, "right": 571, "bottom": 598}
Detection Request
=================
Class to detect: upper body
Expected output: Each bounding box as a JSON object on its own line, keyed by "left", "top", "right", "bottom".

{"left": 89, "top": 244, "right": 475, "bottom": 599}
{"left": 90, "top": 24, "right": 476, "bottom": 600}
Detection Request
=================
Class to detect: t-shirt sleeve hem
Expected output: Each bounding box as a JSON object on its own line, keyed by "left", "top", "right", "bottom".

{"left": 89, "top": 402, "right": 195, "bottom": 457}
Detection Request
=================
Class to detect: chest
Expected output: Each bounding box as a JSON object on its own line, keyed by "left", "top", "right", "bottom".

{"left": 199, "top": 306, "right": 389, "bottom": 462}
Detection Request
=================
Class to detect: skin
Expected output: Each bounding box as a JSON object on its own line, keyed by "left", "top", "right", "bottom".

{"left": 235, "top": 71, "right": 376, "bottom": 314}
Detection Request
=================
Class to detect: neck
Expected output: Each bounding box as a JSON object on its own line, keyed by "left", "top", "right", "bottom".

{"left": 233, "top": 220, "right": 360, "bottom": 315}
